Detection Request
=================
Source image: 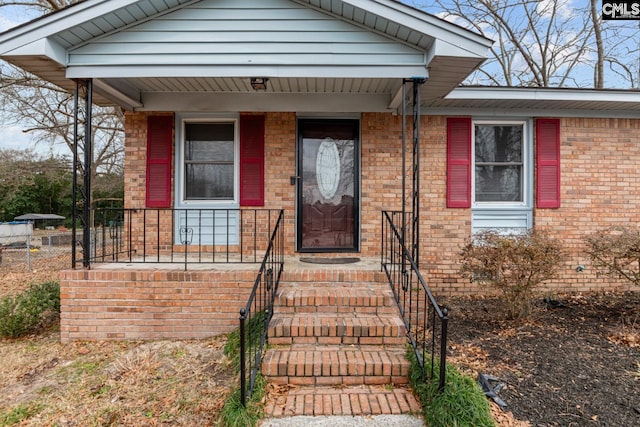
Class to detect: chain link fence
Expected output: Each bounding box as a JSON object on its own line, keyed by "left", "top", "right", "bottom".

{"left": 0, "top": 222, "right": 72, "bottom": 274}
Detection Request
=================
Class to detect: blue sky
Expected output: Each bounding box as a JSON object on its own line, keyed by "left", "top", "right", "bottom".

{"left": 0, "top": 5, "right": 51, "bottom": 152}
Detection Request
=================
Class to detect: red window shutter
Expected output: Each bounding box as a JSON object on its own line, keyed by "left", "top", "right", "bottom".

{"left": 536, "top": 118, "right": 561, "bottom": 209}
{"left": 145, "top": 115, "right": 173, "bottom": 208}
{"left": 239, "top": 115, "right": 265, "bottom": 206}
{"left": 447, "top": 117, "right": 472, "bottom": 208}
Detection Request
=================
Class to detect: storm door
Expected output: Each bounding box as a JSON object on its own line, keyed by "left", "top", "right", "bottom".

{"left": 296, "top": 119, "right": 359, "bottom": 252}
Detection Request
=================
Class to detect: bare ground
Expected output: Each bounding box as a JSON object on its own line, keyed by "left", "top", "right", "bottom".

{"left": 444, "top": 291, "right": 640, "bottom": 427}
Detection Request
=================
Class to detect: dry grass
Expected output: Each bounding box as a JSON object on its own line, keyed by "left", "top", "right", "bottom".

{"left": 0, "top": 331, "right": 236, "bottom": 426}
{"left": 0, "top": 254, "right": 70, "bottom": 298}
{"left": 0, "top": 262, "right": 236, "bottom": 426}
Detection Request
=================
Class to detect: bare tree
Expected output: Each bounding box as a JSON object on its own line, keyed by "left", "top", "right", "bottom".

{"left": 0, "top": 0, "right": 73, "bottom": 12}
{"left": 415, "top": 0, "right": 639, "bottom": 88}
{"left": 0, "top": 0, "right": 124, "bottom": 196}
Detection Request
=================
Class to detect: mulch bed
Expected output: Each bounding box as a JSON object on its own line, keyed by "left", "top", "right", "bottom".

{"left": 443, "top": 291, "right": 640, "bottom": 427}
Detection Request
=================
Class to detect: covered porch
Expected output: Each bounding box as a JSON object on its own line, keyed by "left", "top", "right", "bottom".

{"left": 0, "top": 0, "right": 491, "bottom": 346}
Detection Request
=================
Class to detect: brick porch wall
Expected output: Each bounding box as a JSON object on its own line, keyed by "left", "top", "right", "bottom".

{"left": 60, "top": 269, "right": 256, "bottom": 342}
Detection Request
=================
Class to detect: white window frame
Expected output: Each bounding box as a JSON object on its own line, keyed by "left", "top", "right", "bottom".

{"left": 472, "top": 119, "right": 530, "bottom": 209}
{"left": 173, "top": 114, "right": 240, "bottom": 246}
{"left": 471, "top": 119, "right": 533, "bottom": 234}
{"left": 175, "top": 115, "right": 240, "bottom": 209}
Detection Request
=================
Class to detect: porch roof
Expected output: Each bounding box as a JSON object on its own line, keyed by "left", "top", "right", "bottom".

{"left": 428, "top": 86, "right": 640, "bottom": 119}
{"left": 0, "top": 0, "right": 492, "bottom": 112}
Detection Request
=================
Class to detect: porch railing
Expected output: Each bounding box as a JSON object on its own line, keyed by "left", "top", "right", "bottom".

{"left": 381, "top": 210, "right": 449, "bottom": 391}
{"left": 239, "top": 209, "right": 285, "bottom": 405}
{"left": 87, "top": 208, "right": 283, "bottom": 268}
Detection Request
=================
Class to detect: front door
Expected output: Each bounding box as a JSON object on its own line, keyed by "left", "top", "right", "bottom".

{"left": 296, "top": 119, "right": 359, "bottom": 252}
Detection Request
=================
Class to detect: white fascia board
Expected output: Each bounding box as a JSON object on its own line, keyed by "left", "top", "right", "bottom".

{"left": 141, "top": 92, "right": 393, "bottom": 113}
{"left": 4, "top": 38, "right": 67, "bottom": 65}
{"left": 448, "top": 86, "right": 640, "bottom": 103}
{"left": 336, "top": 0, "right": 492, "bottom": 57}
{"left": 0, "top": 0, "right": 142, "bottom": 54}
{"left": 421, "top": 107, "right": 640, "bottom": 119}
{"left": 428, "top": 39, "right": 488, "bottom": 62}
{"left": 66, "top": 64, "right": 429, "bottom": 79}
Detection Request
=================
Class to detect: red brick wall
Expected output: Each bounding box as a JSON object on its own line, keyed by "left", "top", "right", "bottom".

{"left": 60, "top": 269, "right": 256, "bottom": 342}
{"left": 124, "top": 111, "right": 175, "bottom": 210}
{"left": 533, "top": 118, "right": 640, "bottom": 292}
{"left": 123, "top": 112, "right": 640, "bottom": 292}
{"left": 410, "top": 116, "right": 640, "bottom": 295}
{"left": 61, "top": 112, "right": 640, "bottom": 340}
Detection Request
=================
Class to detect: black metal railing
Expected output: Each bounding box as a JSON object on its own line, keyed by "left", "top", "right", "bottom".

{"left": 239, "top": 209, "right": 284, "bottom": 405}
{"left": 381, "top": 210, "right": 449, "bottom": 391}
{"left": 87, "top": 208, "right": 283, "bottom": 268}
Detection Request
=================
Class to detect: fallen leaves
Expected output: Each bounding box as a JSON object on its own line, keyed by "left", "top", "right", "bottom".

{"left": 608, "top": 331, "right": 639, "bottom": 347}
{"left": 491, "top": 402, "right": 532, "bottom": 427}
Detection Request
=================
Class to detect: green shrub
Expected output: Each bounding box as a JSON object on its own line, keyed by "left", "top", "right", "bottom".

{"left": 585, "top": 226, "right": 640, "bottom": 287}
{"left": 460, "top": 230, "right": 563, "bottom": 319}
{"left": 0, "top": 281, "right": 60, "bottom": 339}
{"left": 218, "top": 374, "right": 265, "bottom": 427}
{"left": 408, "top": 352, "right": 494, "bottom": 427}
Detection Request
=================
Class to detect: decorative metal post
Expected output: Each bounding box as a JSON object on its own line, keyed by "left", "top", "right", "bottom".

{"left": 400, "top": 78, "right": 426, "bottom": 267}
{"left": 439, "top": 307, "right": 449, "bottom": 392}
{"left": 411, "top": 78, "right": 425, "bottom": 266}
{"left": 71, "top": 79, "right": 93, "bottom": 269}
{"left": 239, "top": 308, "right": 247, "bottom": 406}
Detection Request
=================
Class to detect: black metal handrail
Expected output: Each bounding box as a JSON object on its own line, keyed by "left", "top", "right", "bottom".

{"left": 86, "top": 208, "right": 282, "bottom": 269}
{"left": 381, "top": 210, "right": 449, "bottom": 391}
{"left": 239, "top": 209, "right": 284, "bottom": 405}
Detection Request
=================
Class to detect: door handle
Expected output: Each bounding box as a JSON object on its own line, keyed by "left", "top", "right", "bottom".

{"left": 290, "top": 176, "right": 300, "bottom": 185}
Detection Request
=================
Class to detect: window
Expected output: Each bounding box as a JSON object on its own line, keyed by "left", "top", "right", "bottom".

{"left": 473, "top": 122, "right": 526, "bottom": 205}
{"left": 183, "top": 121, "right": 236, "bottom": 202}
{"left": 446, "top": 117, "right": 560, "bottom": 232}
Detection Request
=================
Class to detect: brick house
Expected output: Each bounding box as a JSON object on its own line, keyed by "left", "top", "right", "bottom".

{"left": 2, "top": 0, "right": 640, "bottom": 343}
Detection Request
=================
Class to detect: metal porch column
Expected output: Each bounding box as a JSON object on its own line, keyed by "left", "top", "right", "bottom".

{"left": 71, "top": 79, "right": 93, "bottom": 269}
{"left": 401, "top": 78, "right": 426, "bottom": 267}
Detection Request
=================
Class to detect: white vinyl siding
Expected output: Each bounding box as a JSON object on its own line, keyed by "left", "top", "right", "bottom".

{"left": 67, "top": 0, "right": 425, "bottom": 68}
{"left": 175, "top": 209, "right": 239, "bottom": 246}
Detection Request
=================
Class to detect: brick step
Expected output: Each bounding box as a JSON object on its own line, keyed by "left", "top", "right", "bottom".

{"left": 268, "top": 313, "right": 406, "bottom": 346}
{"left": 262, "top": 346, "right": 410, "bottom": 386}
{"left": 274, "top": 283, "right": 397, "bottom": 314}
{"left": 264, "top": 385, "right": 422, "bottom": 417}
